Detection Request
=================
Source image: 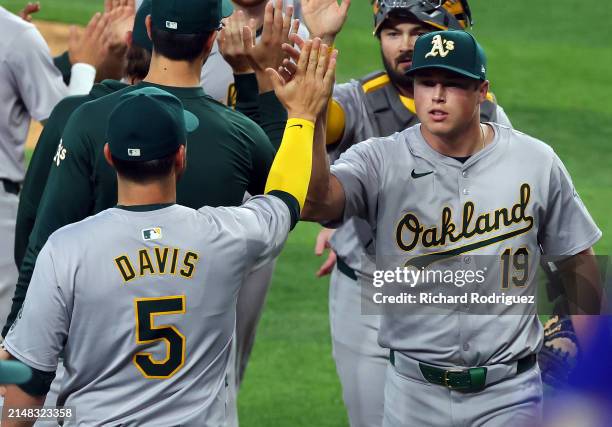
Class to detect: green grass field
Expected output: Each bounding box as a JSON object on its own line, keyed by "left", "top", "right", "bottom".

{"left": 4, "top": 0, "right": 611, "bottom": 425}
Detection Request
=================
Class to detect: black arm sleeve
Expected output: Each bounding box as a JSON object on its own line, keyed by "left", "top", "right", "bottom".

{"left": 53, "top": 51, "right": 72, "bottom": 85}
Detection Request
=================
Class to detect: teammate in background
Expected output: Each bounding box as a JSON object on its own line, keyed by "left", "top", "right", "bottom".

{"left": 0, "top": 4, "right": 110, "bottom": 337}
{"left": 13, "top": 0, "right": 153, "bottom": 271}
{"left": 2, "top": 38, "right": 336, "bottom": 426}
{"left": 290, "top": 1, "right": 505, "bottom": 425}
{"left": 299, "top": 30, "right": 602, "bottom": 426}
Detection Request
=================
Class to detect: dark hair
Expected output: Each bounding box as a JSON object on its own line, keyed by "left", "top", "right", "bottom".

{"left": 112, "top": 149, "right": 178, "bottom": 184}
{"left": 125, "top": 44, "right": 152, "bottom": 82}
{"left": 151, "top": 26, "right": 213, "bottom": 61}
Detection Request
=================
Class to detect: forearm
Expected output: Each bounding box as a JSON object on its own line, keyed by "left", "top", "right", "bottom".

{"left": 302, "top": 105, "right": 343, "bottom": 222}
{"left": 258, "top": 91, "right": 288, "bottom": 151}
{"left": 234, "top": 73, "right": 260, "bottom": 122}
{"left": 265, "top": 118, "right": 315, "bottom": 211}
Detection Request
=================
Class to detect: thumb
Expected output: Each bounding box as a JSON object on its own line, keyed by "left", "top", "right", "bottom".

{"left": 265, "top": 67, "right": 285, "bottom": 92}
{"left": 242, "top": 25, "right": 254, "bottom": 53}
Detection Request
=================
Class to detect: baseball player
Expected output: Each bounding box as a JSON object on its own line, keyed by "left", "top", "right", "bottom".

{"left": 13, "top": 0, "right": 153, "bottom": 271}
{"left": 299, "top": 30, "right": 602, "bottom": 426}
{"left": 292, "top": 1, "right": 509, "bottom": 425}
{"left": 0, "top": 5, "right": 110, "bottom": 337}
{"left": 1, "top": 35, "right": 335, "bottom": 422}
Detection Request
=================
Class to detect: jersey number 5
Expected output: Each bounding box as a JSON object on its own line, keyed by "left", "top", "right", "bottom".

{"left": 133, "top": 296, "right": 186, "bottom": 379}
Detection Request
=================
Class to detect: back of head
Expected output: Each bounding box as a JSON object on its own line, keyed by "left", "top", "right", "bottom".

{"left": 150, "top": 0, "right": 233, "bottom": 61}
{"left": 106, "top": 87, "right": 199, "bottom": 184}
{"left": 127, "top": 0, "right": 153, "bottom": 82}
{"left": 372, "top": 0, "right": 472, "bottom": 35}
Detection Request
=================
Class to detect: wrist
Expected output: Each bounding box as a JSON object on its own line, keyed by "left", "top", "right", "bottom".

{"left": 288, "top": 112, "right": 316, "bottom": 123}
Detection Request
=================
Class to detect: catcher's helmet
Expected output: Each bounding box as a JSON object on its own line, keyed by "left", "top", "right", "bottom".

{"left": 372, "top": 0, "right": 472, "bottom": 35}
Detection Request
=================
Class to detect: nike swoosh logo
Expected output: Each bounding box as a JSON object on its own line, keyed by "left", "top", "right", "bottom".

{"left": 289, "top": 124, "right": 303, "bottom": 129}
{"left": 411, "top": 169, "right": 434, "bottom": 179}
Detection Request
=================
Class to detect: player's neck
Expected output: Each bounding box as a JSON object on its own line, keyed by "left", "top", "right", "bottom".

{"left": 116, "top": 178, "right": 177, "bottom": 207}
{"left": 396, "top": 83, "right": 413, "bottom": 99}
{"left": 144, "top": 54, "right": 203, "bottom": 88}
{"left": 421, "top": 121, "right": 491, "bottom": 158}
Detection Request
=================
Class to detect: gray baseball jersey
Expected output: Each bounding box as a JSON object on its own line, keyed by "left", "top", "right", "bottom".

{"left": 330, "top": 123, "right": 601, "bottom": 365}
{"left": 4, "top": 196, "right": 290, "bottom": 426}
{"left": 329, "top": 78, "right": 512, "bottom": 277}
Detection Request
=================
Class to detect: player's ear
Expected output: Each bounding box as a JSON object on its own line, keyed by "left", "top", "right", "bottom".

{"left": 478, "top": 80, "right": 490, "bottom": 104}
{"left": 175, "top": 145, "right": 187, "bottom": 179}
{"left": 202, "top": 30, "right": 218, "bottom": 59}
{"left": 145, "top": 15, "right": 152, "bottom": 41}
{"left": 103, "top": 144, "right": 115, "bottom": 168}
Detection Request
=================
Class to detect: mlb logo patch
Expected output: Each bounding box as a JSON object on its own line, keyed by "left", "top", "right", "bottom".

{"left": 166, "top": 20, "right": 178, "bottom": 30}
{"left": 128, "top": 148, "right": 141, "bottom": 157}
{"left": 142, "top": 227, "right": 162, "bottom": 241}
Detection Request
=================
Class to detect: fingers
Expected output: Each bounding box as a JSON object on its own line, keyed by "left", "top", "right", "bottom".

{"left": 307, "top": 37, "right": 321, "bottom": 78}
{"left": 266, "top": 67, "right": 285, "bottom": 92}
{"left": 277, "top": 66, "right": 293, "bottom": 82}
{"left": 339, "top": 0, "right": 351, "bottom": 18}
{"left": 316, "top": 251, "right": 337, "bottom": 277}
{"left": 282, "top": 5, "right": 294, "bottom": 39}
{"left": 281, "top": 42, "right": 300, "bottom": 62}
{"left": 288, "top": 32, "right": 305, "bottom": 50}
{"left": 273, "top": 0, "right": 284, "bottom": 37}
{"left": 315, "top": 43, "right": 329, "bottom": 82}
{"left": 261, "top": 0, "right": 274, "bottom": 42}
{"left": 289, "top": 18, "right": 300, "bottom": 42}
{"left": 322, "top": 48, "right": 338, "bottom": 91}
{"left": 242, "top": 25, "right": 255, "bottom": 53}
{"left": 295, "top": 39, "right": 313, "bottom": 76}
{"left": 282, "top": 57, "right": 297, "bottom": 75}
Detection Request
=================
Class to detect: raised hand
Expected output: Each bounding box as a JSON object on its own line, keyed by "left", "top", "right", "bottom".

{"left": 68, "top": 12, "right": 110, "bottom": 69}
{"left": 242, "top": 0, "right": 299, "bottom": 85}
{"left": 218, "top": 10, "right": 257, "bottom": 75}
{"left": 266, "top": 37, "right": 337, "bottom": 122}
{"left": 103, "top": 5, "right": 135, "bottom": 51}
{"left": 301, "top": 0, "right": 351, "bottom": 45}
{"left": 18, "top": 1, "right": 40, "bottom": 22}
{"left": 315, "top": 227, "right": 337, "bottom": 277}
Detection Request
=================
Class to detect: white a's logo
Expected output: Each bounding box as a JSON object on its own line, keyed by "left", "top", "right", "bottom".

{"left": 53, "top": 139, "right": 67, "bottom": 166}
{"left": 425, "top": 35, "right": 455, "bottom": 58}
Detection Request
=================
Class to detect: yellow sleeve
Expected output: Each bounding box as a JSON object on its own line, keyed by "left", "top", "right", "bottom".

{"left": 265, "top": 118, "right": 315, "bottom": 210}
{"left": 326, "top": 99, "right": 345, "bottom": 146}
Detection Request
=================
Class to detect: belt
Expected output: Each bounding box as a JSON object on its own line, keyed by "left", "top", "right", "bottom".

{"left": 390, "top": 350, "right": 537, "bottom": 392}
{"left": 1, "top": 178, "right": 20, "bottom": 196}
{"left": 336, "top": 257, "right": 357, "bottom": 280}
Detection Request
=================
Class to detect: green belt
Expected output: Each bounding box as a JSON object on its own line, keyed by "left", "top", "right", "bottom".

{"left": 336, "top": 257, "right": 357, "bottom": 281}
{"left": 390, "top": 351, "right": 537, "bottom": 392}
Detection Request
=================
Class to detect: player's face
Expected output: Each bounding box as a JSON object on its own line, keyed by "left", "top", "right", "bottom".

{"left": 379, "top": 19, "right": 432, "bottom": 89}
{"left": 413, "top": 69, "right": 487, "bottom": 138}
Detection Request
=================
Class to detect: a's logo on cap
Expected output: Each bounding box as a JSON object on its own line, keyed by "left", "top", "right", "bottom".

{"left": 166, "top": 20, "right": 178, "bottom": 30}
{"left": 425, "top": 34, "right": 455, "bottom": 58}
{"left": 128, "top": 148, "right": 141, "bottom": 157}
{"left": 142, "top": 227, "right": 162, "bottom": 241}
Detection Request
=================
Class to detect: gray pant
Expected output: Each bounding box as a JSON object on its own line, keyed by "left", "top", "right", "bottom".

{"left": 0, "top": 185, "right": 18, "bottom": 331}
{"left": 329, "top": 266, "right": 388, "bottom": 427}
{"left": 383, "top": 362, "right": 543, "bottom": 427}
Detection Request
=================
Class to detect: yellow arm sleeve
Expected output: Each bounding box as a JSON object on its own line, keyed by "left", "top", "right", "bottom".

{"left": 265, "top": 118, "right": 315, "bottom": 210}
{"left": 326, "top": 99, "right": 345, "bottom": 146}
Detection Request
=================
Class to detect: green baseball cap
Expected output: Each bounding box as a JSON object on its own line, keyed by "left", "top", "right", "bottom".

{"left": 132, "top": 0, "right": 152, "bottom": 52}
{"left": 406, "top": 30, "right": 487, "bottom": 80}
{"left": 107, "top": 87, "right": 199, "bottom": 162}
{"left": 0, "top": 360, "right": 32, "bottom": 385}
{"left": 151, "top": 0, "right": 233, "bottom": 34}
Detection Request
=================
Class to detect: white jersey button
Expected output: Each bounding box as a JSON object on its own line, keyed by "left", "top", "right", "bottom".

{"left": 462, "top": 171, "right": 468, "bottom": 178}
{"left": 462, "top": 188, "right": 470, "bottom": 195}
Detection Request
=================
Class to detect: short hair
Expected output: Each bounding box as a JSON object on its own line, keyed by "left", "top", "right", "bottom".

{"left": 112, "top": 149, "right": 178, "bottom": 184}
{"left": 150, "top": 26, "right": 213, "bottom": 61}
{"left": 125, "top": 44, "right": 152, "bottom": 82}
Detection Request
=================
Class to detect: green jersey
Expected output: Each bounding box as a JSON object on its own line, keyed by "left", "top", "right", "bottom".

{"left": 3, "top": 81, "right": 275, "bottom": 336}
{"left": 14, "top": 79, "right": 128, "bottom": 268}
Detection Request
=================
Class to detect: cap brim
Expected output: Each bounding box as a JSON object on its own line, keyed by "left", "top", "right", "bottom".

{"left": 406, "top": 64, "right": 483, "bottom": 80}
{"left": 183, "top": 110, "right": 199, "bottom": 133}
{"left": 221, "top": 0, "right": 233, "bottom": 18}
{"left": 0, "top": 360, "right": 32, "bottom": 385}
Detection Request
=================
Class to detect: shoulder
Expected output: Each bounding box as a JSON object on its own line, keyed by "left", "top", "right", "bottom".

{"left": 204, "top": 96, "right": 268, "bottom": 139}
{"left": 0, "top": 8, "right": 35, "bottom": 42}
{"left": 493, "top": 123, "right": 557, "bottom": 161}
